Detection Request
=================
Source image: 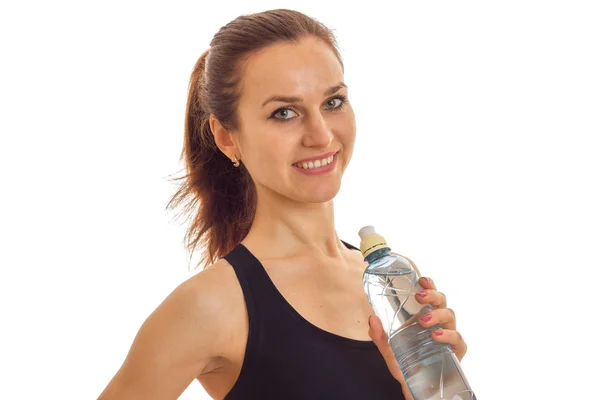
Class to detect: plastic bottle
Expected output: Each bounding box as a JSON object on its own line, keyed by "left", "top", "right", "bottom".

{"left": 359, "top": 226, "right": 476, "bottom": 400}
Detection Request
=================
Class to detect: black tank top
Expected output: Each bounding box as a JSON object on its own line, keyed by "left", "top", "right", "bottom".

{"left": 222, "top": 241, "right": 406, "bottom": 400}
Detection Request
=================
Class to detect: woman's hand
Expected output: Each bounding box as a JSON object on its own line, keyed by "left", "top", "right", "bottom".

{"left": 412, "top": 276, "right": 467, "bottom": 361}
{"left": 367, "top": 276, "right": 468, "bottom": 399}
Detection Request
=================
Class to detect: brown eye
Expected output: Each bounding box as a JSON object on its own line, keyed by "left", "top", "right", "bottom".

{"left": 326, "top": 98, "right": 342, "bottom": 108}
{"left": 271, "top": 108, "right": 299, "bottom": 121}
{"left": 324, "top": 95, "right": 347, "bottom": 110}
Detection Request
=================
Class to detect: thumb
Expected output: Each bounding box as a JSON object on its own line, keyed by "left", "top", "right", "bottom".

{"left": 368, "top": 315, "right": 414, "bottom": 400}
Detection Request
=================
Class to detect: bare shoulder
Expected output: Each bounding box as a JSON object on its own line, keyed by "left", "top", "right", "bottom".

{"left": 186, "top": 258, "right": 247, "bottom": 349}
{"left": 155, "top": 257, "right": 246, "bottom": 365}
{"left": 98, "top": 258, "right": 244, "bottom": 400}
{"left": 186, "top": 257, "right": 244, "bottom": 322}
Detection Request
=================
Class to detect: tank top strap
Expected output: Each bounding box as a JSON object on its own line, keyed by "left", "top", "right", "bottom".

{"left": 341, "top": 239, "right": 360, "bottom": 251}
{"left": 223, "top": 243, "right": 280, "bottom": 318}
{"left": 221, "top": 243, "right": 267, "bottom": 389}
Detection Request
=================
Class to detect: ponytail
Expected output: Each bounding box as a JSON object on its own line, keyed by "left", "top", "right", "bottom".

{"left": 167, "top": 50, "right": 256, "bottom": 270}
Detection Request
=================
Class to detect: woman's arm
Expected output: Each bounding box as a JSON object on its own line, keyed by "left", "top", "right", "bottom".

{"left": 97, "top": 261, "right": 230, "bottom": 400}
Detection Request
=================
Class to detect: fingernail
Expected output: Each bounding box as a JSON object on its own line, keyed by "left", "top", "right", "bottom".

{"left": 434, "top": 330, "right": 443, "bottom": 336}
{"left": 420, "top": 314, "right": 432, "bottom": 323}
{"left": 417, "top": 290, "right": 427, "bottom": 297}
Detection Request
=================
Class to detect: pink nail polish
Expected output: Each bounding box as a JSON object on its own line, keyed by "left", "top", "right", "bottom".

{"left": 420, "top": 314, "right": 432, "bottom": 323}
{"left": 417, "top": 290, "right": 427, "bottom": 297}
{"left": 434, "top": 330, "right": 443, "bottom": 336}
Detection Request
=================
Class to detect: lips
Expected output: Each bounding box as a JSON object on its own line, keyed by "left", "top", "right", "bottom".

{"left": 293, "top": 151, "right": 338, "bottom": 165}
{"left": 291, "top": 152, "right": 339, "bottom": 176}
{"left": 292, "top": 151, "right": 338, "bottom": 170}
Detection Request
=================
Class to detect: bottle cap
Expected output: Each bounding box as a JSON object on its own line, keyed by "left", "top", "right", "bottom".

{"left": 358, "top": 226, "right": 376, "bottom": 238}
{"left": 358, "top": 225, "right": 389, "bottom": 257}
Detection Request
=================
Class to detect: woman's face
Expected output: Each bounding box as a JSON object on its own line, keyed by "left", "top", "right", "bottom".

{"left": 234, "top": 36, "right": 356, "bottom": 204}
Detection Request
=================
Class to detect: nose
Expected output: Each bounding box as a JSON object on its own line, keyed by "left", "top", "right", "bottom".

{"left": 302, "top": 111, "right": 334, "bottom": 148}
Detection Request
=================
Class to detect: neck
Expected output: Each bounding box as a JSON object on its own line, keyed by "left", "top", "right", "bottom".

{"left": 243, "top": 187, "right": 346, "bottom": 260}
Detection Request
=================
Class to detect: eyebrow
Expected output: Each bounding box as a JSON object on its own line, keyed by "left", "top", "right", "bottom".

{"left": 261, "top": 82, "right": 348, "bottom": 108}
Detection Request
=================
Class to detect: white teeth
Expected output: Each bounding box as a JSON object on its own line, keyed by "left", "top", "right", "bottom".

{"left": 294, "top": 153, "right": 336, "bottom": 169}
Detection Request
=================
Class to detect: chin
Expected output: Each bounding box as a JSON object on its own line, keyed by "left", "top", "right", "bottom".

{"left": 297, "top": 180, "right": 342, "bottom": 204}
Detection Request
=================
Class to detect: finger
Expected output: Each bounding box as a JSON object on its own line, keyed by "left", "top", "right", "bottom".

{"left": 418, "top": 308, "right": 456, "bottom": 331}
{"left": 368, "top": 316, "right": 415, "bottom": 400}
{"left": 431, "top": 329, "right": 468, "bottom": 362}
{"left": 419, "top": 276, "right": 437, "bottom": 291}
{"left": 415, "top": 289, "right": 447, "bottom": 309}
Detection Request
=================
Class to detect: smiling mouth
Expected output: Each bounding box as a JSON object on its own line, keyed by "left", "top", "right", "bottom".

{"left": 292, "top": 153, "right": 336, "bottom": 170}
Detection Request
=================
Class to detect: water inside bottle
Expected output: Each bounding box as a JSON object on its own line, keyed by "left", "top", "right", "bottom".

{"left": 364, "top": 267, "right": 476, "bottom": 400}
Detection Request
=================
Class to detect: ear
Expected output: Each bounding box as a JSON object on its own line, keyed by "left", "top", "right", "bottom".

{"left": 209, "top": 114, "right": 238, "bottom": 159}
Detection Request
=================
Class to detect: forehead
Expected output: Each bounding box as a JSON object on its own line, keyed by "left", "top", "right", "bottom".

{"left": 238, "top": 37, "right": 344, "bottom": 104}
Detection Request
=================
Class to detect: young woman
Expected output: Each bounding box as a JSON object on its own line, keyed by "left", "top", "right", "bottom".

{"left": 99, "top": 9, "right": 467, "bottom": 400}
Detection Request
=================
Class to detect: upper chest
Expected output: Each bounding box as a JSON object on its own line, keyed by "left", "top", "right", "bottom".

{"left": 259, "top": 253, "right": 374, "bottom": 339}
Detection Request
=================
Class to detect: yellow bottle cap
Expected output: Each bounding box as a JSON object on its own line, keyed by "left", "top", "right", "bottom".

{"left": 358, "top": 226, "right": 389, "bottom": 258}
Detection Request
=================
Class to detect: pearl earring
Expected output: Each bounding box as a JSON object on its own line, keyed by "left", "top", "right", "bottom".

{"left": 232, "top": 156, "right": 240, "bottom": 167}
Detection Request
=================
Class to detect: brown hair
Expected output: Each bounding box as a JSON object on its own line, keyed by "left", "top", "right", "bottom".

{"left": 167, "top": 9, "right": 344, "bottom": 270}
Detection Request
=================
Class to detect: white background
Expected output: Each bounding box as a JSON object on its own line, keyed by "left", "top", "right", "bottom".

{"left": 1, "top": 1, "right": 598, "bottom": 399}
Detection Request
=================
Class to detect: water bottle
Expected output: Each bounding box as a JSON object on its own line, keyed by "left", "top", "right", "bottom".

{"left": 359, "top": 226, "right": 476, "bottom": 400}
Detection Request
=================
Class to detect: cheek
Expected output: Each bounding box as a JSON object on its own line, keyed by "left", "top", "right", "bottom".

{"left": 246, "top": 135, "right": 291, "bottom": 174}
{"left": 339, "top": 112, "right": 356, "bottom": 148}
{"left": 336, "top": 105, "right": 356, "bottom": 135}
{"left": 338, "top": 113, "right": 356, "bottom": 167}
